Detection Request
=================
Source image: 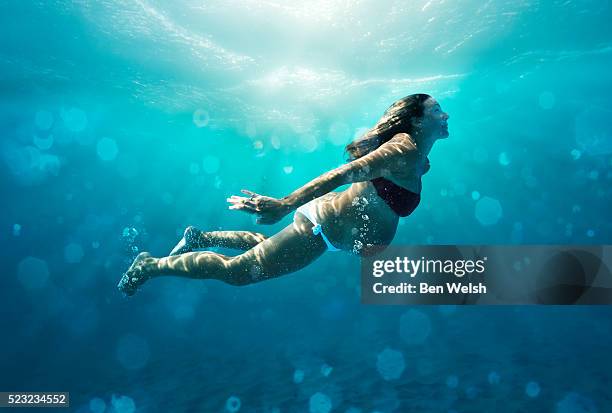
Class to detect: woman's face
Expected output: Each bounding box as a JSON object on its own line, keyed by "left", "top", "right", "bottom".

{"left": 415, "top": 98, "right": 449, "bottom": 139}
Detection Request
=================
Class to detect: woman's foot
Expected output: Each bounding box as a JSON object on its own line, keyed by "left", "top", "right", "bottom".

{"left": 169, "top": 226, "right": 203, "bottom": 256}
{"left": 117, "top": 252, "right": 155, "bottom": 296}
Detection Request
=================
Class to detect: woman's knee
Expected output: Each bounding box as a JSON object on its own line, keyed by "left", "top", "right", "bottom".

{"left": 224, "top": 256, "right": 271, "bottom": 286}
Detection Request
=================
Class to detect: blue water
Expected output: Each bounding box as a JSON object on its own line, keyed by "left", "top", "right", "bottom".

{"left": 1, "top": 1, "right": 612, "bottom": 412}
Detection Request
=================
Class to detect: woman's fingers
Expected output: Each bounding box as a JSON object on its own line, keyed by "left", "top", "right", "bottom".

{"left": 227, "top": 195, "right": 248, "bottom": 203}
{"left": 240, "top": 189, "right": 260, "bottom": 198}
{"left": 227, "top": 195, "right": 260, "bottom": 213}
{"left": 228, "top": 203, "right": 257, "bottom": 212}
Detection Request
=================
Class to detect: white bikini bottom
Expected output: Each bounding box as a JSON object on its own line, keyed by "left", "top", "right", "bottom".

{"left": 295, "top": 201, "right": 341, "bottom": 252}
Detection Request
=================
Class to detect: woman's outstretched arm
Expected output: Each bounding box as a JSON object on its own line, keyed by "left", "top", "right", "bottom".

{"left": 281, "top": 133, "right": 417, "bottom": 209}
{"left": 228, "top": 133, "right": 417, "bottom": 223}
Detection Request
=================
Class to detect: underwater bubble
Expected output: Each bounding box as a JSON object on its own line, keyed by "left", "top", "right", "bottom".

{"left": 122, "top": 227, "right": 139, "bottom": 242}
{"left": 320, "top": 363, "right": 333, "bottom": 377}
{"left": 555, "top": 392, "right": 598, "bottom": 413}
{"left": 575, "top": 106, "right": 612, "bottom": 155}
{"left": 352, "top": 239, "right": 363, "bottom": 254}
{"left": 116, "top": 334, "right": 150, "bottom": 370}
{"left": 587, "top": 229, "right": 595, "bottom": 237}
{"left": 399, "top": 309, "right": 432, "bottom": 345}
{"left": 3, "top": 144, "right": 42, "bottom": 181}
{"left": 588, "top": 170, "right": 599, "bottom": 180}
{"left": 376, "top": 347, "right": 405, "bottom": 380}
{"left": 309, "top": 392, "right": 332, "bottom": 413}
{"left": 570, "top": 149, "right": 581, "bottom": 160}
{"left": 465, "top": 386, "right": 480, "bottom": 399}
{"left": 293, "top": 369, "right": 305, "bottom": 384}
{"left": 92, "top": 241, "right": 100, "bottom": 249}
{"left": 271, "top": 135, "right": 281, "bottom": 149}
{"left": 475, "top": 196, "right": 503, "bottom": 226}
{"left": 498, "top": 152, "right": 510, "bottom": 166}
{"left": 328, "top": 121, "right": 351, "bottom": 146}
{"left": 202, "top": 155, "right": 220, "bottom": 174}
{"left": 539, "top": 91, "right": 556, "bottom": 109}
{"left": 40, "top": 153, "right": 61, "bottom": 176}
{"left": 488, "top": 371, "right": 501, "bottom": 384}
{"left": 61, "top": 107, "right": 87, "bottom": 132}
{"left": 473, "top": 147, "right": 488, "bottom": 163}
{"left": 64, "top": 242, "right": 84, "bottom": 264}
{"left": 35, "top": 110, "right": 54, "bottom": 130}
{"left": 525, "top": 381, "right": 541, "bottom": 398}
{"left": 89, "top": 397, "right": 106, "bottom": 413}
{"left": 13, "top": 223, "right": 21, "bottom": 237}
{"left": 193, "top": 109, "right": 210, "bottom": 128}
{"left": 33, "top": 134, "right": 54, "bottom": 150}
{"left": 110, "top": 394, "right": 135, "bottom": 413}
{"left": 249, "top": 264, "right": 263, "bottom": 280}
{"left": 17, "top": 256, "right": 50, "bottom": 289}
{"left": 283, "top": 165, "right": 294, "bottom": 174}
{"left": 471, "top": 191, "right": 480, "bottom": 200}
{"left": 96, "top": 138, "right": 118, "bottom": 161}
{"left": 189, "top": 162, "right": 200, "bottom": 175}
{"left": 300, "top": 134, "right": 319, "bottom": 152}
{"left": 253, "top": 140, "right": 264, "bottom": 150}
{"left": 225, "top": 396, "right": 241, "bottom": 412}
{"left": 446, "top": 375, "right": 458, "bottom": 388}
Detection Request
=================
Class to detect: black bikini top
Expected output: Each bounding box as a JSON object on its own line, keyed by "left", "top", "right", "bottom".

{"left": 370, "top": 158, "right": 429, "bottom": 217}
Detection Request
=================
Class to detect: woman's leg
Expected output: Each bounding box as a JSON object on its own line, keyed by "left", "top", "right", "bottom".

{"left": 170, "top": 226, "right": 268, "bottom": 255}
{"left": 118, "top": 215, "right": 328, "bottom": 295}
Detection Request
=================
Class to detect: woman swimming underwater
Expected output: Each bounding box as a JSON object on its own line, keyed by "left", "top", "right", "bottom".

{"left": 117, "top": 94, "right": 449, "bottom": 295}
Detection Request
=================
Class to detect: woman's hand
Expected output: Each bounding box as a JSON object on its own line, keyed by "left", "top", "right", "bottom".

{"left": 227, "top": 189, "right": 290, "bottom": 224}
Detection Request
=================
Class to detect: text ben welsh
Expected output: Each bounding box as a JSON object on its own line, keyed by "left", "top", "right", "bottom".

{"left": 371, "top": 257, "right": 488, "bottom": 295}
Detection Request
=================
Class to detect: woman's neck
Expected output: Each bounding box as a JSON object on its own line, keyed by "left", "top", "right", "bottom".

{"left": 412, "top": 132, "right": 436, "bottom": 157}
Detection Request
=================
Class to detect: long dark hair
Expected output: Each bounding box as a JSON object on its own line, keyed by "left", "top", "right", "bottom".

{"left": 345, "top": 94, "right": 431, "bottom": 161}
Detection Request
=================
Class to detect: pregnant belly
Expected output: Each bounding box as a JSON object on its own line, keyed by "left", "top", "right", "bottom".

{"left": 317, "top": 190, "right": 399, "bottom": 255}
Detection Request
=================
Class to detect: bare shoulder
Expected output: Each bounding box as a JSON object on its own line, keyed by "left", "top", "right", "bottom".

{"left": 383, "top": 134, "right": 421, "bottom": 180}
{"left": 386, "top": 133, "right": 418, "bottom": 151}
{"left": 377, "top": 133, "right": 419, "bottom": 163}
